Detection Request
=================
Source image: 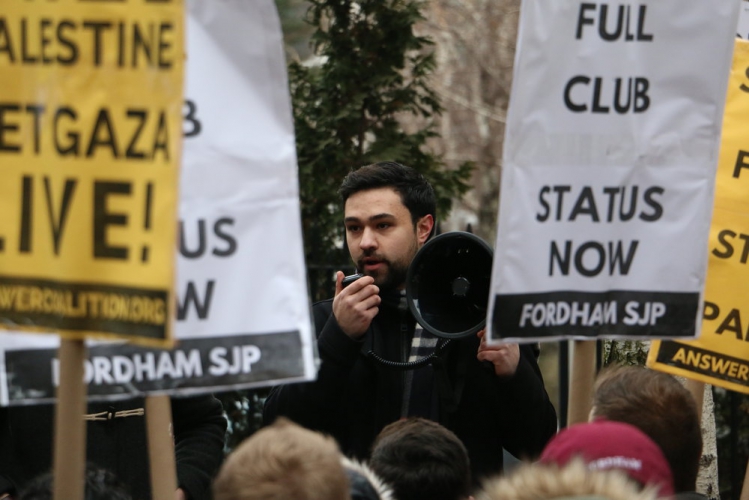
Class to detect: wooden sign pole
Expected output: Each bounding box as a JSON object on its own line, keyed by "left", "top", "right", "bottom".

{"left": 684, "top": 379, "right": 705, "bottom": 425}
{"left": 52, "top": 339, "right": 88, "bottom": 500}
{"left": 741, "top": 459, "right": 749, "bottom": 500}
{"left": 146, "top": 394, "right": 178, "bottom": 500}
{"left": 567, "top": 340, "right": 597, "bottom": 426}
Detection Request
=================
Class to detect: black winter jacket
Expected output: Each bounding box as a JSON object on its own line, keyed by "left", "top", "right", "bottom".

{"left": 264, "top": 293, "right": 558, "bottom": 483}
{"left": 0, "top": 395, "right": 227, "bottom": 500}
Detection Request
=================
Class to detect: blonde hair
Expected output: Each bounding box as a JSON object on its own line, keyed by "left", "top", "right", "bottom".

{"left": 213, "top": 418, "right": 351, "bottom": 500}
{"left": 476, "top": 459, "right": 660, "bottom": 500}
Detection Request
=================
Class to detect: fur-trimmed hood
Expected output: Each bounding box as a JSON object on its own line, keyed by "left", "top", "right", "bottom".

{"left": 341, "top": 457, "right": 396, "bottom": 500}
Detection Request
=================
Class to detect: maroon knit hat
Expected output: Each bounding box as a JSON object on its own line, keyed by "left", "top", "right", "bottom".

{"left": 539, "top": 420, "right": 675, "bottom": 497}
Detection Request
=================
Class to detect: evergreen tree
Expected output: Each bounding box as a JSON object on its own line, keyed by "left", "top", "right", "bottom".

{"left": 290, "top": 0, "right": 473, "bottom": 300}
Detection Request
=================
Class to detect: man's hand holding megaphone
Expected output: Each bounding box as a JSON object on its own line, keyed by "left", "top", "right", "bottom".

{"left": 477, "top": 329, "right": 520, "bottom": 377}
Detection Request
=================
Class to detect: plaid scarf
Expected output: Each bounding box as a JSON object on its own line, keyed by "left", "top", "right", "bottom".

{"left": 400, "top": 323, "right": 438, "bottom": 418}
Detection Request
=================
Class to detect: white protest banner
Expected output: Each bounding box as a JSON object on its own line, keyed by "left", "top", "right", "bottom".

{"left": 0, "top": 0, "right": 317, "bottom": 405}
{"left": 488, "top": 0, "right": 739, "bottom": 343}
{"left": 737, "top": 1, "right": 749, "bottom": 40}
{"left": 0, "top": 0, "right": 184, "bottom": 346}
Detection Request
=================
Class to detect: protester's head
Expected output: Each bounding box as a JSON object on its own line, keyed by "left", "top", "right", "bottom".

{"left": 339, "top": 161, "right": 437, "bottom": 230}
{"left": 591, "top": 364, "right": 702, "bottom": 493}
{"left": 213, "top": 417, "right": 351, "bottom": 500}
{"left": 339, "top": 162, "right": 436, "bottom": 290}
{"left": 477, "top": 459, "right": 659, "bottom": 500}
{"left": 19, "top": 464, "right": 132, "bottom": 500}
{"left": 539, "top": 420, "right": 675, "bottom": 498}
{"left": 369, "top": 417, "right": 472, "bottom": 500}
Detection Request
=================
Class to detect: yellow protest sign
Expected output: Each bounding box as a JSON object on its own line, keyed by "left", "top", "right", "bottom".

{"left": 648, "top": 40, "right": 749, "bottom": 395}
{"left": 0, "top": 0, "right": 184, "bottom": 347}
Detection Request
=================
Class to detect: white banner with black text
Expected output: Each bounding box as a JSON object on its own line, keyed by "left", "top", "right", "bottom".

{"left": 488, "top": 0, "right": 740, "bottom": 343}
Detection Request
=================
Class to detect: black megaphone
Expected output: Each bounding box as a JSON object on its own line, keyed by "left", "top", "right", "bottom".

{"left": 406, "top": 231, "right": 493, "bottom": 339}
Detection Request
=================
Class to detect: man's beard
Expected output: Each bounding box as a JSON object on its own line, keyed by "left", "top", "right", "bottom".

{"left": 356, "top": 237, "right": 420, "bottom": 291}
{"left": 357, "top": 255, "right": 411, "bottom": 292}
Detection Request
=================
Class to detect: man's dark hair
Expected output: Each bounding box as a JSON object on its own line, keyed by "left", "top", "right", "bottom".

{"left": 369, "top": 417, "right": 472, "bottom": 500}
{"left": 19, "top": 464, "right": 132, "bottom": 500}
{"left": 591, "top": 365, "right": 702, "bottom": 493}
{"left": 339, "top": 161, "right": 437, "bottom": 231}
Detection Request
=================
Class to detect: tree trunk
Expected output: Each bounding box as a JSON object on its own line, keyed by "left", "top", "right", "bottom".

{"left": 696, "top": 384, "right": 720, "bottom": 500}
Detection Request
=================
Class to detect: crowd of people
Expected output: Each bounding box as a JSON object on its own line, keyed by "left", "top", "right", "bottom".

{"left": 215, "top": 363, "right": 704, "bottom": 500}
{"left": 0, "top": 162, "right": 713, "bottom": 500}
{"left": 3, "top": 362, "right": 707, "bottom": 500}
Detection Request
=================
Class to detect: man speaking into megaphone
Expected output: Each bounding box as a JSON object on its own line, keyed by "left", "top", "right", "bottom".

{"left": 264, "top": 161, "right": 557, "bottom": 484}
